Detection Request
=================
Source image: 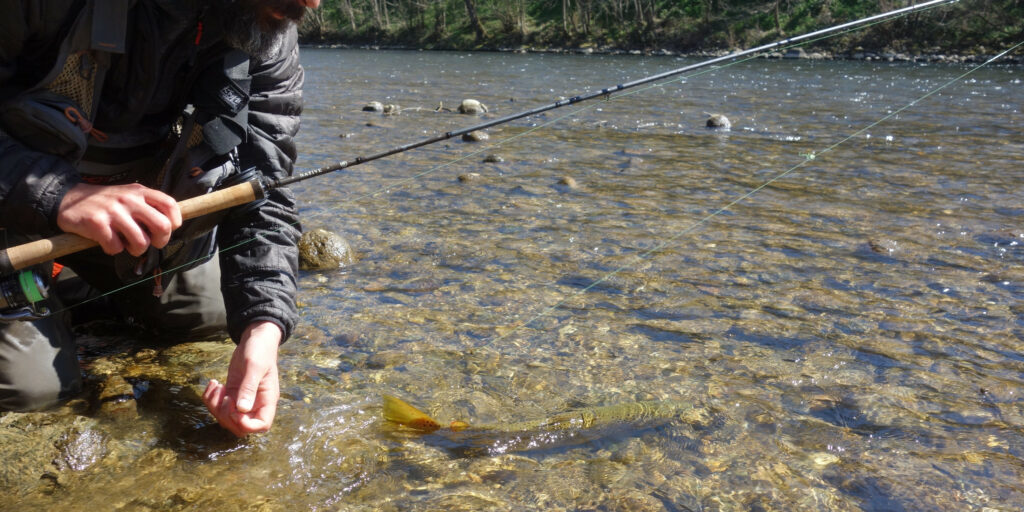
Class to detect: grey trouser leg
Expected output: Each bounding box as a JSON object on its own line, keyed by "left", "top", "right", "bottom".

{"left": 0, "top": 256, "right": 226, "bottom": 412}
{"left": 112, "top": 256, "right": 228, "bottom": 339}
{"left": 0, "top": 309, "right": 81, "bottom": 412}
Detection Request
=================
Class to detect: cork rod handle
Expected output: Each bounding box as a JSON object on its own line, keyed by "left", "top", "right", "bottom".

{"left": 1, "top": 180, "right": 262, "bottom": 273}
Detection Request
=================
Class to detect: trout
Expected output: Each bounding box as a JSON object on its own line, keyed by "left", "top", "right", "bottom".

{"left": 382, "top": 394, "right": 699, "bottom": 456}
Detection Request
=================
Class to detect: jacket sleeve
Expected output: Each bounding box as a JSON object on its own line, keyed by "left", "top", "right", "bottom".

{"left": 0, "top": 2, "right": 82, "bottom": 238}
{"left": 217, "top": 27, "right": 303, "bottom": 343}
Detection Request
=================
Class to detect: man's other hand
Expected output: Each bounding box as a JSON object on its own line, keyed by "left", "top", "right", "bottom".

{"left": 203, "top": 321, "right": 282, "bottom": 437}
{"left": 57, "top": 183, "right": 183, "bottom": 256}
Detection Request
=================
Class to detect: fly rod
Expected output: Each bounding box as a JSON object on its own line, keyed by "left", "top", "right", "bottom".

{"left": 0, "top": 0, "right": 960, "bottom": 277}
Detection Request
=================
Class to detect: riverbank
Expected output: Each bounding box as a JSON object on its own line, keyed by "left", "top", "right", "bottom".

{"left": 302, "top": 42, "right": 1024, "bottom": 65}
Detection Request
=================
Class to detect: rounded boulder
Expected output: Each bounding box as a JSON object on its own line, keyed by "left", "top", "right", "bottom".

{"left": 299, "top": 229, "right": 357, "bottom": 270}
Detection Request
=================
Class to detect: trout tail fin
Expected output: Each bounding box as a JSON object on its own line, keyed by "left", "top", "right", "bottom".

{"left": 382, "top": 395, "right": 442, "bottom": 432}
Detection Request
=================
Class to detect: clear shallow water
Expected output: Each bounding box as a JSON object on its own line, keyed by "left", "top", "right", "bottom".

{"left": 7, "top": 49, "right": 1023, "bottom": 510}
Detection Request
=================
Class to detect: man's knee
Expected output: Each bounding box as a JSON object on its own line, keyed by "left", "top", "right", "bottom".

{"left": 144, "top": 256, "right": 228, "bottom": 339}
{"left": 0, "top": 379, "right": 78, "bottom": 412}
{"left": 0, "top": 319, "right": 81, "bottom": 412}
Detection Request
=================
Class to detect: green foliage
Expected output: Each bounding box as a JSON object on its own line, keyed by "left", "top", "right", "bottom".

{"left": 299, "top": 0, "right": 1022, "bottom": 55}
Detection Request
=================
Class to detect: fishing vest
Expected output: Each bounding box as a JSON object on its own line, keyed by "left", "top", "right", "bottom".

{"left": 0, "top": 0, "right": 256, "bottom": 294}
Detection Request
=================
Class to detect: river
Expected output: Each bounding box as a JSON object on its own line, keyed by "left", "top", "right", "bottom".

{"left": 4, "top": 48, "right": 1022, "bottom": 511}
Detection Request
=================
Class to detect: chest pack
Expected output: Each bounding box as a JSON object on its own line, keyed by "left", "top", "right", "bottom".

{"left": 0, "top": 1, "right": 256, "bottom": 295}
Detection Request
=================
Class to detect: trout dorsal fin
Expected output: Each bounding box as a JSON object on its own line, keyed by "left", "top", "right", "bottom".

{"left": 382, "top": 395, "right": 442, "bottom": 432}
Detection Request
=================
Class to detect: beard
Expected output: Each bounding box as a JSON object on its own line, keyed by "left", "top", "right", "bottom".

{"left": 221, "top": 0, "right": 306, "bottom": 60}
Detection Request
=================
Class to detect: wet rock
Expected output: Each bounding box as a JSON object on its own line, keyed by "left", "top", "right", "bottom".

{"left": 0, "top": 413, "right": 102, "bottom": 496}
{"left": 705, "top": 113, "right": 731, "bottom": 130}
{"left": 365, "top": 350, "right": 410, "bottom": 369}
{"left": 482, "top": 154, "right": 504, "bottom": 163}
{"left": 868, "top": 238, "right": 899, "bottom": 254}
{"left": 458, "top": 99, "right": 488, "bottom": 114}
{"left": 586, "top": 458, "right": 628, "bottom": 487}
{"left": 599, "top": 488, "right": 665, "bottom": 511}
{"left": 362, "top": 101, "right": 384, "bottom": 112}
{"left": 362, "top": 277, "right": 444, "bottom": 293}
{"left": 138, "top": 341, "right": 234, "bottom": 386}
{"left": 784, "top": 48, "right": 807, "bottom": 59}
{"left": 507, "top": 185, "right": 546, "bottom": 198}
{"left": 382, "top": 104, "right": 401, "bottom": 115}
{"left": 618, "top": 157, "right": 645, "bottom": 170}
{"left": 462, "top": 130, "right": 489, "bottom": 142}
{"left": 557, "top": 176, "right": 578, "bottom": 189}
{"left": 299, "top": 228, "right": 357, "bottom": 270}
{"left": 54, "top": 426, "right": 109, "bottom": 472}
{"left": 457, "top": 172, "right": 482, "bottom": 183}
{"left": 97, "top": 374, "right": 138, "bottom": 421}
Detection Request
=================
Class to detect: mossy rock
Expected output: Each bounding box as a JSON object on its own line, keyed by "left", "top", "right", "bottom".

{"left": 299, "top": 229, "right": 357, "bottom": 270}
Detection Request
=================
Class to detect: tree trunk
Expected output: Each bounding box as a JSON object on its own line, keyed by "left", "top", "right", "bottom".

{"left": 342, "top": 0, "right": 357, "bottom": 31}
{"left": 563, "top": 0, "right": 570, "bottom": 35}
{"left": 464, "top": 0, "right": 487, "bottom": 42}
{"left": 518, "top": 0, "right": 526, "bottom": 36}
{"left": 434, "top": 0, "right": 447, "bottom": 37}
{"left": 775, "top": 0, "right": 783, "bottom": 35}
{"left": 370, "top": 0, "right": 383, "bottom": 29}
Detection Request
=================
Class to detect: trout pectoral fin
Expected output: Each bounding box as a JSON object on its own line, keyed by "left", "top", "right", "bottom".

{"left": 382, "top": 395, "right": 442, "bottom": 432}
{"left": 449, "top": 420, "right": 471, "bottom": 432}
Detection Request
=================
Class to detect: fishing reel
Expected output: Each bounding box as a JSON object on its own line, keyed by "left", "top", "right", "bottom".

{"left": 0, "top": 270, "right": 50, "bottom": 321}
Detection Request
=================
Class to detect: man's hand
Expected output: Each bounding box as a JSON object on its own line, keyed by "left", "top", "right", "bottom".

{"left": 203, "top": 321, "right": 282, "bottom": 437}
{"left": 57, "top": 183, "right": 183, "bottom": 256}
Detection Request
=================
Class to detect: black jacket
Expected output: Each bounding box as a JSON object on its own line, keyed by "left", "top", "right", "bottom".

{"left": 0, "top": 0, "right": 302, "bottom": 342}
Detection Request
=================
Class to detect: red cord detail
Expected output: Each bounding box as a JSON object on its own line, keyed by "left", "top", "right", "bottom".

{"left": 152, "top": 268, "right": 164, "bottom": 297}
{"left": 64, "top": 107, "right": 108, "bottom": 142}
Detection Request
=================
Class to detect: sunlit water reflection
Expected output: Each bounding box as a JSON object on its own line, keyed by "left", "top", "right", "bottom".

{"left": 8, "top": 49, "right": 1022, "bottom": 510}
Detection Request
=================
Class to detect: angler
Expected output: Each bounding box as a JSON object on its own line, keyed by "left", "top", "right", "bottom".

{"left": 383, "top": 394, "right": 706, "bottom": 457}
{"left": 0, "top": 0, "right": 320, "bottom": 437}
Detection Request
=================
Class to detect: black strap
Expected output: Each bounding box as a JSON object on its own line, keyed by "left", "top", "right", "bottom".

{"left": 193, "top": 50, "right": 251, "bottom": 155}
{"left": 90, "top": 0, "right": 132, "bottom": 54}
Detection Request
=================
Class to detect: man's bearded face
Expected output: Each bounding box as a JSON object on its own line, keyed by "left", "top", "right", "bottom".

{"left": 223, "top": 0, "right": 307, "bottom": 59}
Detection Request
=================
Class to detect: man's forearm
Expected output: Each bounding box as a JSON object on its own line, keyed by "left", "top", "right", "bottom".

{"left": 0, "top": 129, "right": 81, "bottom": 237}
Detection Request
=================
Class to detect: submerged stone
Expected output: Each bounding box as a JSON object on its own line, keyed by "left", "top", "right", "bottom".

{"left": 97, "top": 375, "right": 138, "bottom": 421}
{"left": 299, "top": 228, "right": 357, "bottom": 270}
{"left": 362, "top": 101, "right": 384, "bottom": 112}
{"left": 0, "top": 413, "right": 104, "bottom": 496}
